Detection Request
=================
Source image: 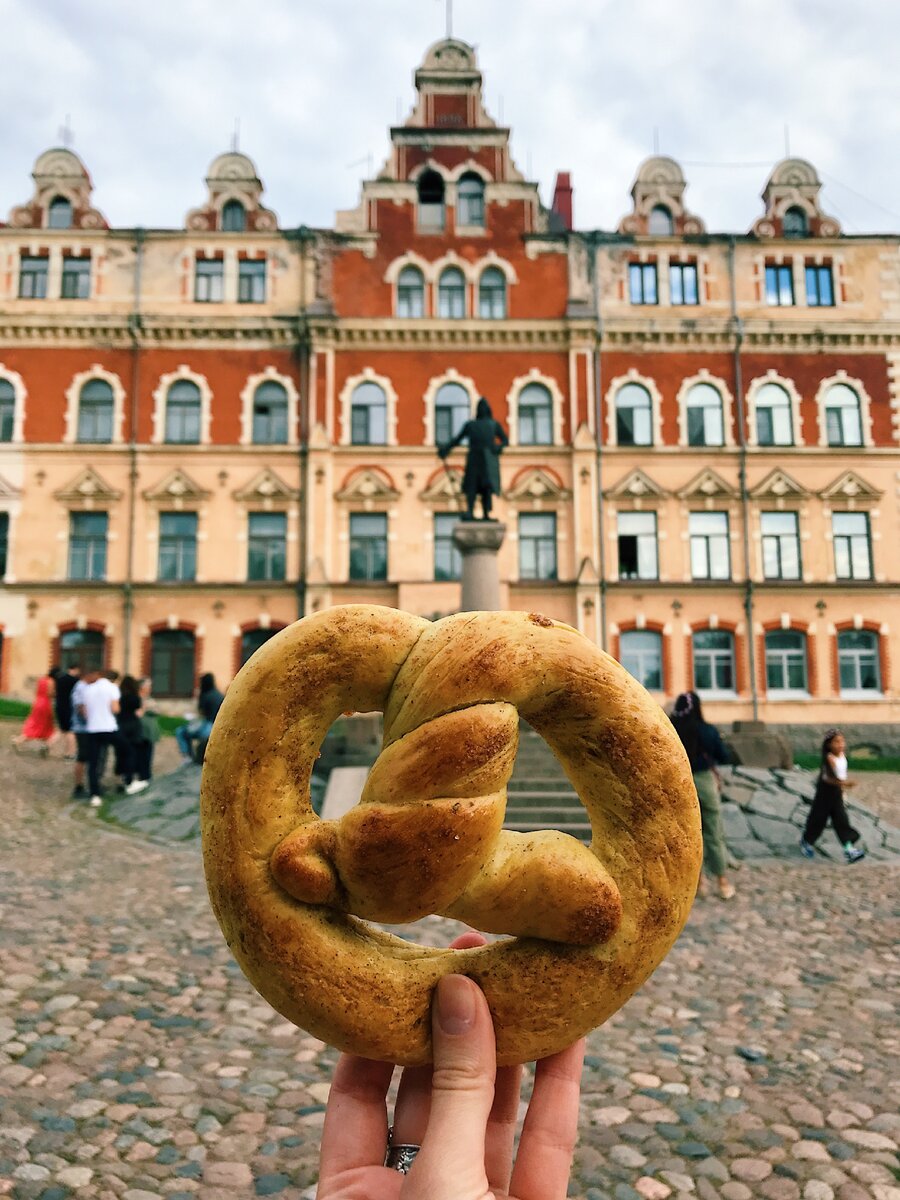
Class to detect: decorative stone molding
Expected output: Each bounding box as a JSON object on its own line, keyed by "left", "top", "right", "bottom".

{"left": 505, "top": 466, "right": 570, "bottom": 504}
{"left": 150, "top": 366, "right": 213, "bottom": 445}
{"left": 54, "top": 467, "right": 121, "bottom": 509}
{"left": 337, "top": 367, "right": 399, "bottom": 447}
{"left": 604, "top": 369, "right": 664, "bottom": 448}
{"left": 430, "top": 250, "right": 479, "bottom": 285}
{"left": 63, "top": 365, "right": 126, "bottom": 445}
{"left": 143, "top": 468, "right": 210, "bottom": 508}
{"left": 505, "top": 368, "right": 564, "bottom": 446}
{"left": 422, "top": 368, "right": 479, "bottom": 445}
{"left": 334, "top": 466, "right": 400, "bottom": 504}
{"left": 8, "top": 147, "right": 107, "bottom": 230}
{"left": 676, "top": 468, "right": 737, "bottom": 502}
{"left": 618, "top": 156, "right": 706, "bottom": 236}
{"left": 813, "top": 370, "right": 874, "bottom": 448}
{"left": 745, "top": 370, "right": 804, "bottom": 448}
{"left": 185, "top": 151, "right": 278, "bottom": 233}
{"left": 238, "top": 367, "right": 299, "bottom": 447}
{"left": 0, "top": 364, "right": 27, "bottom": 443}
{"left": 603, "top": 468, "right": 667, "bottom": 503}
{"left": 384, "top": 251, "right": 433, "bottom": 285}
{"left": 752, "top": 158, "right": 841, "bottom": 239}
{"left": 232, "top": 468, "right": 298, "bottom": 508}
{"left": 674, "top": 370, "right": 735, "bottom": 447}
{"left": 420, "top": 466, "right": 465, "bottom": 504}
{"left": 818, "top": 471, "right": 882, "bottom": 506}
{"left": 749, "top": 468, "right": 809, "bottom": 503}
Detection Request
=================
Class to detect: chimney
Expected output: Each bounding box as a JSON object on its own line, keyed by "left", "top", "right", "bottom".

{"left": 551, "top": 171, "right": 573, "bottom": 231}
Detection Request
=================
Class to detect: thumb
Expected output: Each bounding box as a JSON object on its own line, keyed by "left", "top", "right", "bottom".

{"left": 408, "top": 975, "right": 495, "bottom": 1196}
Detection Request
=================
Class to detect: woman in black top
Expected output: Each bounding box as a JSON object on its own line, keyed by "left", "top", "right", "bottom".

{"left": 117, "top": 675, "right": 148, "bottom": 795}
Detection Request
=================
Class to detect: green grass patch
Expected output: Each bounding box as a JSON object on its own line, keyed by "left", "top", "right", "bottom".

{"left": 794, "top": 751, "right": 900, "bottom": 773}
{"left": 0, "top": 698, "right": 30, "bottom": 720}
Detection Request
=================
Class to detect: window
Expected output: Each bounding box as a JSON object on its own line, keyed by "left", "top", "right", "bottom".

{"left": 248, "top": 513, "right": 287, "bottom": 582}
{"left": 195, "top": 258, "right": 224, "bottom": 303}
{"left": 765, "top": 264, "right": 794, "bottom": 306}
{"left": 434, "top": 383, "right": 470, "bottom": 445}
{"left": 629, "top": 262, "right": 658, "bottom": 305}
{"left": 61, "top": 256, "right": 91, "bottom": 300}
{"left": 458, "top": 173, "right": 485, "bottom": 227}
{"left": 434, "top": 513, "right": 462, "bottom": 581}
{"left": 685, "top": 382, "right": 724, "bottom": 446}
{"left": 519, "top": 513, "right": 558, "bottom": 581}
{"left": 617, "top": 512, "right": 658, "bottom": 580}
{"left": 648, "top": 205, "right": 674, "bottom": 236}
{"left": 76, "top": 379, "right": 114, "bottom": 443}
{"left": 150, "top": 629, "right": 196, "bottom": 698}
{"left": 349, "top": 513, "right": 388, "bottom": 581}
{"left": 252, "top": 381, "right": 288, "bottom": 444}
{"left": 689, "top": 512, "right": 730, "bottom": 580}
{"left": 783, "top": 206, "right": 808, "bottom": 238}
{"left": 693, "top": 630, "right": 736, "bottom": 692}
{"left": 60, "top": 629, "right": 105, "bottom": 673}
{"left": 48, "top": 195, "right": 73, "bottom": 229}
{"left": 350, "top": 381, "right": 388, "bottom": 445}
{"left": 615, "top": 382, "right": 653, "bottom": 446}
{"left": 241, "top": 627, "right": 278, "bottom": 666}
{"left": 438, "top": 268, "right": 467, "bottom": 319}
{"left": 765, "top": 631, "right": 808, "bottom": 693}
{"left": 478, "top": 267, "right": 507, "bottom": 319}
{"left": 761, "top": 511, "right": 801, "bottom": 580}
{"left": 158, "top": 512, "right": 198, "bottom": 582}
{"left": 165, "top": 380, "right": 202, "bottom": 444}
{"left": 238, "top": 259, "right": 266, "bottom": 303}
{"left": 0, "top": 381, "right": 15, "bottom": 442}
{"left": 19, "top": 255, "right": 48, "bottom": 299}
{"left": 833, "top": 513, "right": 872, "bottom": 580}
{"left": 418, "top": 170, "right": 445, "bottom": 232}
{"left": 0, "top": 512, "right": 8, "bottom": 577}
{"left": 837, "top": 630, "right": 881, "bottom": 694}
{"left": 823, "top": 383, "right": 862, "bottom": 447}
{"left": 68, "top": 512, "right": 108, "bottom": 581}
{"left": 518, "top": 383, "right": 553, "bottom": 445}
{"left": 670, "top": 261, "right": 699, "bottom": 306}
{"left": 397, "top": 266, "right": 425, "bottom": 318}
{"left": 620, "top": 630, "right": 662, "bottom": 691}
{"left": 755, "top": 382, "right": 793, "bottom": 446}
{"left": 221, "top": 200, "right": 246, "bottom": 232}
{"left": 806, "top": 263, "right": 834, "bottom": 307}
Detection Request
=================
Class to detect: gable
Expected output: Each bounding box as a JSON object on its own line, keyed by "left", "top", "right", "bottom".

{"left": 506, "top": 467, "right": 570, "bottom": 502}
{"left": 143, "top": 468, "right": 210, "bottom": 504}
{"left": 604, "top": 468, "right": 667, "bottom": 501}
{"left": 750, "top": 468, "right": 809, "bottom": 501}
{"left": 677, "top": 468, "right": 737, "bottom": 501}
{"left": 54, "top": 467, "right": 122, "bottom": 505}
{"left": 335, "top": 467, "right": 400, "bottom": 503}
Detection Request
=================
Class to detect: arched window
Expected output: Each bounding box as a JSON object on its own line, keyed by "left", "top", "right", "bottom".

{"left": 165, "top": 380, "right": 202, "bottom": 444}
{"left": 783, "top": 206, "right": 809, "bottom": 238}
{"left": 755, "top": 382, "right": 793, "bottom": 446}
{"left": 221, "top": 199, "right": 246, "bottom": 232}
{"left": 837, "top": 630, "right": 881, "bottom": 694}
{"left": 458, "top": 173, "right": 485, "bottom": 227}
{"left": 648, "top": 205, "right": 674, "bottom": 235}
{"left": 47, "top": 195, "right": 73, "bottom": 229}
{"left": 434, "top": 383, "right": 471, "bottom": 445}
{"left": 0, "top": 380, "right": 15, "bottom": 443}
{"left": 241, "top": 627, "right": 278, "bottom": 667}
{"left": 478, "top": 267, "right": 507, "bottom": 319}
{"left": 252, "top": 381, "right": 289, "bottom": 444}
{"left": 824, "top": 383, "right": 863, "bottom": 447}
{"left": 685, "top": 383, "right": 724, "bottom": 446}
{"left": 615, "top": 382, "right": 653, "bottom": 446}
{"left": 77, "top": 379, "right": 115, "bottom": 443}
{"left": 350, "top": 381, "right": 388, "bottom": 445}
{"left": 150, "top": 629, "right": 196, "bottom": 698}
{"left": 620, "top": 630, "right": 662, "bottom": 692}
{"left": 693, "top": 630, "right": 736, "bottom": 693}
{"left": 765, "top": 630, "right": 808, "bottom": 693}
{"left": 438, "top": 267, "right": 467, "bottom": 319}
{"left": 60, "top": 629, "right": 105, "bottom": 673}
{"left": 418, "top": 170, "right": 445, "bottom": 232}
{"left": 518, "top": 383, "right": 553, "bottom": 445}
{"left": 397, "top": 266, "right": 425, "bottom": 318}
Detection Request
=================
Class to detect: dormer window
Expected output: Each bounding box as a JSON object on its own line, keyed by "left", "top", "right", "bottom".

{"left": 783, "top": 206, "right": 808, "bottom": 238}
{"left": 457, "top": 173, "right": 485, "bottom": 227}
{"left": 418, "top": 170, "right": 445, "bottom": 232}
{"left": 47, "top": 195, "right": 73, "bottom": 229}
{"left": 222, "top": 199, "right": 247, "bottom": 232}
{"left": 648, "top": 205, "right": 674, "bottom": 235}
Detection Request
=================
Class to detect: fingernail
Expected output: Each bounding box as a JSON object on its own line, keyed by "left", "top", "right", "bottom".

{"left": 436, "top": 975, "right": 476, "bottom": 1035}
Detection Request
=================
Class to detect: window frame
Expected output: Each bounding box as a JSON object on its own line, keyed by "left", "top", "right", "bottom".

{"left": 692, "top": 629, "right": 737, "bottom": 695}
{"left": 670, "top": 261, "right": 699, "bottom": 306}
{"left": 247, "top": 512, "right": 287, "bottom": 582}
{"left": 823, "top": 384, "right": 863, "bottom": 447}
{"left": 47, "top": 195, "right": 73, "bottom": 229}
{"left": 689, "top": 511, "right": 730, "bottom": 581}
{"left": 755, "top": 382, "right": 794, "bottom": 447}
{"left": 76, "top": 379, "right": 115, "bottom": 444}
{"left": 150, "top": 629, "right": 196, "bottom": 699}
{"left": 0, "top": 381, "right": 15, "bottom": 443}
{"left": 251, "top": 381, "right": 289, "bottom": 445}
{"left": 617, "top": 511, "right": 658, "bottom": 581}
{"left": 437, "top": 267, "right": 467, "bottom": 319}
{"left": 620, "top": 629, "right": 663, "bottom": 692}
{"left": 157, "top": 511, "right": 198, "bottom": 582}
{"left": 760, "top": 511, "right": 802, "bottom": 581}
{"left": 832, "top": 512, "right": 872, "bottom": 581}
{"left": 434, "top": 513, "right": 462, "bottom": 582}
{"left": 60, "top": 255, "right": 91, "bottom": 301}
{"left": 837, "top": 630, "right": 881, "bottom": 696}
{"left": 194, "top": 257, "right": 225, "bottom": 303}
{"left": 60, "top": 628, "right": 105, "bottom": 673}
{"left": 764, "top": 630, "right": 809, "bottom": 695}
{"left": 518, "top": 513, "right": 558, "bottom": 582}
{"left": 237, "top": 258, "right": 266, "bottom": 304}
{"left": 517, "top": 382, "right": 554, "bottom": 446}
{"left": 685, "top": 382, "right": 724, "bottom": 447}
{"left": 434, "top": 383, "right": 471, "bottom": 446}
{"left": 805, "top": 263, "right": 834, "bottom": 307}
{"left": 68, "top": 511, "right": 108, "bottom": 581}
{"left": 457, "top": 173, "right": 486, "bottom": 228}
{"left": 18, "top": 255, "right": 49, "bottom": 299}
{"left": 417, "top": 170, "right": 446, "bottom": 233}
{"left": 615, "top": 382, "right": 654, "bottom": 447}
{"left": 164, "top": 380, "right": 202, "bottom": 444}
{"left": 478, "top": 267, "right": 507, "bottom": 319}
{"left": 629, "top": 262, "right": 658, "bottom": 305}
{"left": 350, "top": 381, "right": 388, "bottom": 446}
{"left": 764, "top": 263, "right": 795, "bottom": 307}
{"left": 349, "top": 512, "right": 388, "bottom": 581}
{"left": 221, "top": 200, "right": 247, "bottom": 232}
{"left": 0, "top": 511, "right": 8, "bottom": 579}
{"left": 240, "top": 627, "right": 278, "bottom": 667}
{"left": 397, "top": 266, "right": 426, "bottom": 318}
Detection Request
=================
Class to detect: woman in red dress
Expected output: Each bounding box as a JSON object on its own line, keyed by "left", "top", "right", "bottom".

{"left": 14, "top": 671, "right": 57, "bottom": 751}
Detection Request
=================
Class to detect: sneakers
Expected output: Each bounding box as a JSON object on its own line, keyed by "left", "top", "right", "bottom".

{"left": 799, "top": 839, "right": 816, "bottom": 859}
{"left": 89, "top": 796, "right": 102, "bottom": 808}
{"left": 125, "top": 780, "right": 149, "bottom": 795}
{"left": 845, "top": 846, "right": 866, "bottom": 863}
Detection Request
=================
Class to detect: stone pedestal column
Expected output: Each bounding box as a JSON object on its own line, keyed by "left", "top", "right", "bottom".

{"left": 453, "top": 521, "right": 506, "bottom": 612}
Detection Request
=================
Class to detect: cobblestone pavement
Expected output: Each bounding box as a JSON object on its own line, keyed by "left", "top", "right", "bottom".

{"left": 1, "top": 732, "right": 899, "bottom": 1200}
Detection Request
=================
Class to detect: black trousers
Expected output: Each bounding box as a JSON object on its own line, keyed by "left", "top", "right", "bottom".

{"left": 86, "top": 731, "right": 115, "bottom": 797}
{"left": 136, "top": 740, "right": 154, "bottom": 781}
{"left": 803, "top": 781, "right": 859, "bottom": 847}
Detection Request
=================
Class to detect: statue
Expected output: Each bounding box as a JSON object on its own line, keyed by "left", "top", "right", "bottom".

{"left": 438, "top": 397, "right": 509, "bottom": 521}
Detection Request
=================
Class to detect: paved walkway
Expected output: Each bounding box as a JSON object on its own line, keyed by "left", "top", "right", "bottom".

{"left": 1, "top": 733, "right": 898, "bottom": 1200}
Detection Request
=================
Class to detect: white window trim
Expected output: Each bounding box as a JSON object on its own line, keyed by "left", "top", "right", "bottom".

{"left": 63, "top": 365, "right": 126, "bottom": 445}
{"left": 0, "top": 364, "right": 27, "bottom": 443}
{"left": 477, "top": 251, "right": 518, "bottom": 286}
{"left": 432, "top": 251, "right": 478, "bottom": 286}
{"left": 675, "top": 370, "right": 735, "bottom": 448}
{"left": 766, "top": 689, "right": 811, "bottom": 701}
{"left": 151, "top": 365, "right": 213, "bottom": 446}
{"left": 338, "top": 368, "right": 399, "bottom": 448}
{"left": 814, "top": 370, "right": 874, "bottom": 448}
{"left": 605, "top": 369, "right": 664, "bottom": 448}
{"left": 506, "top": 369, "right": 564, "bottom": 447}
{"left": 385, "top": 253, "right": 432, "bottom": 318}
{"left": 423, "top": 369, "right": 479, "bottom": 446}
{"left": 746, "top": 370, "right": 804, "bottom": 448}
{"left": 239, "top": 368, "right": 299, "bottom": 447}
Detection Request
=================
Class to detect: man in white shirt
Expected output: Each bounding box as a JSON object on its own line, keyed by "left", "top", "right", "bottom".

{"left": 79, "top": 668, "right": 121, "bottom": 807}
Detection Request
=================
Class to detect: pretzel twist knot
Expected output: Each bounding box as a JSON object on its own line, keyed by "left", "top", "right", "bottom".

{"left": 201, "top": 605, "right": 701, "bottom": 1066}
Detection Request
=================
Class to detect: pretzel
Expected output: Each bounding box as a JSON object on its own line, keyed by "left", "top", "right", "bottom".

{"left": 201, "top": 605, "right": 700, "bottom": 1066}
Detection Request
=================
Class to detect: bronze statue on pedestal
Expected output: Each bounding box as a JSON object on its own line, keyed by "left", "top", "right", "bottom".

{"left": 438, "top": 397, "right": 509, "bottom": 521}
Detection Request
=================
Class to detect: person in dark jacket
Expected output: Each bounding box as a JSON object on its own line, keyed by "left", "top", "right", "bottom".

{"left": 175, "top": 673, "right": 225, "bottom": 764}
{"left": 116, "top": 674, "right": 149, "bottom": 794}
{"left": 800, "top": 729, "right": 864, "bottom": 862}
{"left": 671, "top": 691, "right": 735, "bottom": 900}
{"left": 53, "top": 664, "right": 81, "bottom": 758}
{"left": 438, "top": 397, "right": 508, "bottom": 521}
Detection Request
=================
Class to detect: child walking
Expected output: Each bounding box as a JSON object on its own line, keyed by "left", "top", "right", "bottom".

{"left": 800, "top": 730, "right": 865, "bottom": 863}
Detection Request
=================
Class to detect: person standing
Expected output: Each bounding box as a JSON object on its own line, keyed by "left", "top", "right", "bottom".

{"left": 80, "top": 668, "right": 120, "bottom": 808}
{"left": 670, "top": 691, "right": 736, "bottom": 901}
{"left": 175, "top": 673, "right": 224, "bottom": 764}
{"left": 134, "top": 677, "right": 160, "bottom": 786}
{"left": 69, "top": 673, "right": 90, "bottom": 799}
{"left": 116, "top": 675, "right": 149, "bottom": 795}
{"left": 800, "top": 729, "right": 865, "bottom": 863}
{"left": 13, "top": 670, "right": 56, "bottom": 753}
{"left": 438, "top": 397, "right": 508, "bottom": 522}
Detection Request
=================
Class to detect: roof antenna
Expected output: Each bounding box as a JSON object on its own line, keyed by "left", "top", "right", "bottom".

{"left": 653, "top": 126, "right": 660, "bottom": 155}
{"left": 784, "top": 123, "right": 791, "bottom": 157}
{"left": 446, "top": 0, "right": 453, "bottom": 37}
{"left": 59, "top": 114, "right": 74, "bottom": 148}
{"left": 231, "top": 118, "right": 241, "bottom": 153}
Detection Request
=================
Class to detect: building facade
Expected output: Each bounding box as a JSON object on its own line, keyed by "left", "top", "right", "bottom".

{"left": 1, "top": 38, "right": 898, "bottom": 734}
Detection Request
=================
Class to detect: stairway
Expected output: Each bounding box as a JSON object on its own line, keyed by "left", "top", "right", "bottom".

{"left": 504, "top": 727, "right": 591, "bottom": 843}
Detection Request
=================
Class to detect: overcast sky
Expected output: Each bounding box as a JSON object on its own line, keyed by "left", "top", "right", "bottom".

{"left": 2, "top": 0, "right": 899, "bottom": 236}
